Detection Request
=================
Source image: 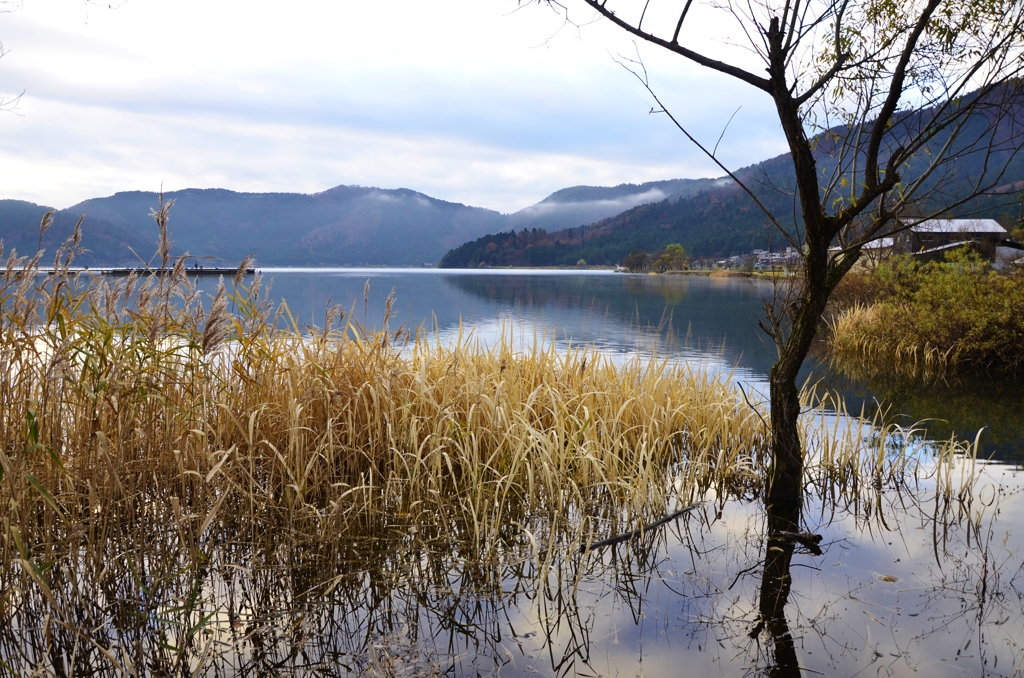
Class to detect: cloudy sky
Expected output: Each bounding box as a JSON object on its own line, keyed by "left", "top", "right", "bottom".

{"left": 0, "top": 0, "right": 786, "bottom": 213}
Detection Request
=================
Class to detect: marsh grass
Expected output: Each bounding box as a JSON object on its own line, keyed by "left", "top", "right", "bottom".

{"left": 827, "top": 251, "right": 1024, "bottom": 378}
{"left": 0, "top": 213, "right": 987, "bottom": 675}
{"left": 827, "top": 303, "right": 958, "bottom": 379}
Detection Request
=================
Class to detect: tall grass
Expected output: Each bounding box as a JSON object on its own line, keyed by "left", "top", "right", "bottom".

{"left": 827, "top": 250, "right": 1024, "bottom": 378}
{"left": 827, "top": 303, "right": 958, "bottom": 378}
{"left": 1, "top": 220, "right": 775, "bottom": 567}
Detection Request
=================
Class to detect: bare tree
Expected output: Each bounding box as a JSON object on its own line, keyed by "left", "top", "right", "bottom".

{"left": 528, "top": 0, "right": 1024, "bottom": 527}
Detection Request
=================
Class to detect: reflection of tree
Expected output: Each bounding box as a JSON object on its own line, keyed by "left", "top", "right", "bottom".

{"left": 444, "top": 272, "right": 612, "bottom": 310}
{"left": 4, "top": 474, "right": 1020, "bottom": 675}
{"left": 751, "top": 500, "right": 811, "bottom": 677}
{"left": 620, "top": 273, "right": 690, "bottom": 306}
{"left": 442, "top": 273, "right": 779, "bottom": 372}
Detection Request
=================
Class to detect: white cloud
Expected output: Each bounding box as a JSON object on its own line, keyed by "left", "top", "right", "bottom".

{"left": 0, "top": 0, "right": 787, "bottom": 212}
{"left": 517, "top": 188, "right": 670, "bottom": 215}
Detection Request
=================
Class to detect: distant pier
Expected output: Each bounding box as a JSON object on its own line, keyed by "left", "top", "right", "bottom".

{"left": 102, "top": 266, "right": 256, "bottom": 276}
{"left": 37, "top": 266, "right": 257, "bottom": 276}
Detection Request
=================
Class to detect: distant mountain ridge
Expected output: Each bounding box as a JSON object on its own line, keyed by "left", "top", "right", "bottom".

{"left": 0, "top": 179, "right": 699, "bottom": 267}
{"left": 440, "top": 86, "right": 1024, "bottom": 268}
{"left": 504, "top": 178, "right": 726, "bottom": 233}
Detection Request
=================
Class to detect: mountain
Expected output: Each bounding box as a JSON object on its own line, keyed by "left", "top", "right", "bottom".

{"left": 67, "top": 186, "right": 508, "bottom": 267}
{"left": 0, "top": 180, "right": 694, "bottom": 267}
{"left": 440, "top": 86, "right": 1024, "bottom": 268}
{"left": 8, "top": 85, "right": 1020, "bottom": 269}
{"left": 0, "top": 186, "right": 513, "bottom": 267}
{"left": 0, "top": 199, "right": 158, "bottom": 266}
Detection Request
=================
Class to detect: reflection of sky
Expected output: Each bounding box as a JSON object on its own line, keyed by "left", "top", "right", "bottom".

{"left": 478, "top": 461, "right": 1024, "bottom": 677}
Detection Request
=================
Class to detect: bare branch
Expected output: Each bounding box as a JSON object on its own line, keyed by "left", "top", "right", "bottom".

{"left": 864, "top": 0, "right": 943, "bottom": 188}
{"left": 577, "top": 0, "right": 773, "bottom": 92}
{"left": 617, "top": 55, "right": 795, "bottom": 246}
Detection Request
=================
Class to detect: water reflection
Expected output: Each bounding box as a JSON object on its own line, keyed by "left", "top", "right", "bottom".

{"left": 821, "top": 370, "right": 1024, "bottom": 464}
{"left": 19, "top": 268, "right": 1017, "bottom": 675}
{"left": 247, "top": 270, "right": 1024, "bottom": 458}
{"left": 5, "top": 464, "right": 1022, "bottom": 676}
{"left": 239, "top": 269, "right": 776, "bottom": 373}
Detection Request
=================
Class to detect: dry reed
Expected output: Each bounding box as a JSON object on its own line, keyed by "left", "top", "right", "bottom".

{"left": 827, "top": 304, "right": 956, "bottom": 379}
{"left": 1, "top": 229, "right": 775, "bottom": 572}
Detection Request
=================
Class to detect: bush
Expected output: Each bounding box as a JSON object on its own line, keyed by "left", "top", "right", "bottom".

{"left": 828, "top": 250, "right": 1024, "bottom": 375}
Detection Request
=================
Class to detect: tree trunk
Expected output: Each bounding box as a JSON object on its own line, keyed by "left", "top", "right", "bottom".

{"left": 758, "top": 279, "right": 831, "bottom": 677}
{"left": 766, "top": 273, "right": 826, "bottom": 528}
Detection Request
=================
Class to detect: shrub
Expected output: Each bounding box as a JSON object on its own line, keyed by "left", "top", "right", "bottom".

{"left": 828, "top": 250, "right": 1024, "bottom": 376}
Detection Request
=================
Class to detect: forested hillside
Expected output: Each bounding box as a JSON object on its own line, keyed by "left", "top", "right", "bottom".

{"left": 0, "top": 180, "right": 700, "bottom": 267}
{"left": 440, "top": 87, "right": 1024, "bottom": 268}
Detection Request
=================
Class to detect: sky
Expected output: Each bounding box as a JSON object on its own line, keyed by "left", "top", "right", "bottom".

{"left": 0, "top": 0, "right": 787, "bottom": 214}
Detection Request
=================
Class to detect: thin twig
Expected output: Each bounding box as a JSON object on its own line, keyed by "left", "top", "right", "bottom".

{"left": 738, "top": 382, "right": 770, "bottom": 432}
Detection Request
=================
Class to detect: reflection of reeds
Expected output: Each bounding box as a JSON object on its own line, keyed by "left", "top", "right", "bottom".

{"left": 800, "top": 389, "right": 981, "bottom": 516}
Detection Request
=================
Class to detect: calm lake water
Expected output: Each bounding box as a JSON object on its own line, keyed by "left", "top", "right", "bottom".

{"left": 237, "top": 269, "right": 1023, "bottom": 676}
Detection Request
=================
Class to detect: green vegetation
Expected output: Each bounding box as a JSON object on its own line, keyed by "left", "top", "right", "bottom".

{"left": 828, "top": 251, "right": 1024, "bottom": 377}
{"left": 652, "top": 243, "right": 688, "bottom": 272}
{"left": 620, "top": 243, "right": 689, "bottom": 273}
{"left": 623, "top": 248, "right": 649, "bottom": 272}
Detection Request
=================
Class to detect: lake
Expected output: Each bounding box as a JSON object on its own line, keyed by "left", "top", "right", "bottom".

{"left": 250, "top": 268, "right": 775, "bottom": 369}
{"left": 5, "top": 266, "right": 1024, "bottom": 676}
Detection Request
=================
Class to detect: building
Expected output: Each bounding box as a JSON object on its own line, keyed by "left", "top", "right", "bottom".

{"left": 894, "top": 218, "right": 1007, "bottom": 261}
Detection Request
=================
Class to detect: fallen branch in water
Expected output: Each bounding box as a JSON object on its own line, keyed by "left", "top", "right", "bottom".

{"left": 581, "top": 503, "right": 702, "bottom": 553}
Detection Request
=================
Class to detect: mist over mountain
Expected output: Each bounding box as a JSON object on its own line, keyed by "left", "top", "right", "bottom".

{"left": 5, "top": 88, "right": 1021, "bottom": 269}
{"left": 504, "top": 178, "right": 726, "bottom": 233}
{"left": 0, "top": 187, "right": 510, "bottom": 267}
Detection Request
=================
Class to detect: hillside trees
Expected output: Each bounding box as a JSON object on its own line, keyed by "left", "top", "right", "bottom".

{"left": 622, "top": 248, "right": 650, "bottom": 271}
{"left": 529, "top": 0, "right": 1024, "bottom": 664}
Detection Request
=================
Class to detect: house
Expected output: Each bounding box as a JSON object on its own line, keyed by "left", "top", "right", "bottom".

{"left": 894, "top": 218, "right": 1007, "bottom": 261}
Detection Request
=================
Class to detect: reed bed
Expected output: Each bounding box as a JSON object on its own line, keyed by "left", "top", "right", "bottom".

{"left": 0, "top": 227, "right": 775, "bottom": 569}
{"left": 0, "top": 225, "right": 984, "bottom": 565}
{"left": 827, "top": 303, "right": 957, "bottom": 379}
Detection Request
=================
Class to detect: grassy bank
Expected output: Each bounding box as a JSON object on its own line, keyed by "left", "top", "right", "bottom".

{"left": 828, "top": 251, "right": 1024, "bottom": 378}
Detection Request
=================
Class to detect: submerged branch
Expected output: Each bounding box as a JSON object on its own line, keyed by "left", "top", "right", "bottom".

{"left": 581, "top": 502, "right": 703, "bottom": 553}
